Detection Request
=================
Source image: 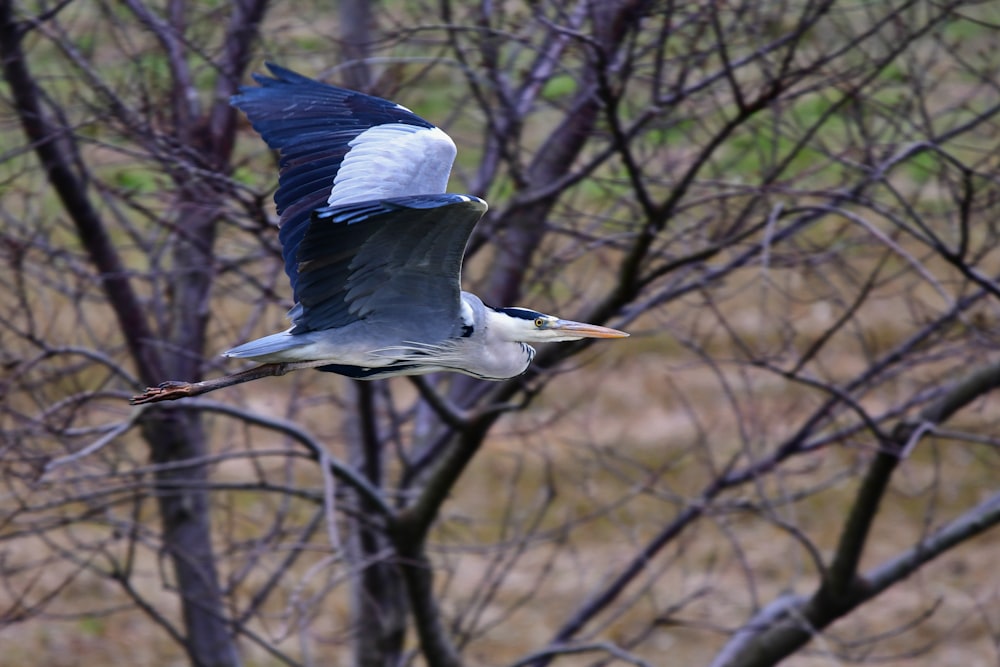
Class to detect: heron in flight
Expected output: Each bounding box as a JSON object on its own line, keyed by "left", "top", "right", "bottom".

{"left": 131, "top": 64, "right": 627, "bottom": 405}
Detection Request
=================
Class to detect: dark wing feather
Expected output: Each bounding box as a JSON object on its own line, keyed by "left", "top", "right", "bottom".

{"left": 230, "top": 63, "right": 451, "bottom": 283}
{"left": 289, "top": 194, "right": 487, "bottom": 341}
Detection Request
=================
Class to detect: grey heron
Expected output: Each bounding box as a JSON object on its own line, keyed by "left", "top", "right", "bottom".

{"left": 130, "top": 64, "right": 627, "bottom": 405}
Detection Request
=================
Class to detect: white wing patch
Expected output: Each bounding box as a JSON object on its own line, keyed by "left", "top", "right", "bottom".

{"left": 328, "top": 124, "right": 457, "bottom": 206}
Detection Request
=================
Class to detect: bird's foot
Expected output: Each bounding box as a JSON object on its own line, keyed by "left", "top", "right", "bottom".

{"left": 129, "top": 381, "right": 195, "bottom": 405}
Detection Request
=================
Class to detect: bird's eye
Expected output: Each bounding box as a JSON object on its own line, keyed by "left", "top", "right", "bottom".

{"left": 534, "top": 317, "right": 545, "bottom": 328}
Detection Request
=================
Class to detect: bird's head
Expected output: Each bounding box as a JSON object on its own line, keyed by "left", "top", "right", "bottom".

{"left": 489, "top": 307, "right": 629, "bottom": 343}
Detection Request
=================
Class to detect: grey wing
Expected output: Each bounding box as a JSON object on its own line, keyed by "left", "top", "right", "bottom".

{"left": 290, "top": 194, "right": 487, "bottom": 343}
{"left": 230, "top": 63, "right": 458, "bottom": 286}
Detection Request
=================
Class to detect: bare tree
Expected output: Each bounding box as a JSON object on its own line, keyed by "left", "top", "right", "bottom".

{"left": 0, "top": 1, "right": 270, "bottom": 665}
{"left": 3, "top": 1, "right": 1000, "bottom": 666}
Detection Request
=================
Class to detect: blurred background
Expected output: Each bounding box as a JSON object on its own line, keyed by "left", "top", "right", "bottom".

{"left": 2, "top": 1, "right": 1000, "bottom": 665}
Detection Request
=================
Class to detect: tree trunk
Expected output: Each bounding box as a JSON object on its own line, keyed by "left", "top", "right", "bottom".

{"left": 348, "top": 383, "right": 409, "bottom": 667}
{"left": 145, "top": 414, "right": 240, "bottom": 667}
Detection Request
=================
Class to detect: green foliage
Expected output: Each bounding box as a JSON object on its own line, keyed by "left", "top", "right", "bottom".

{"left": 77, "top": 616, "right": 106, "bottom": 637}
{"left": 112, "top": 168, "right": 159, "bottom": 193}
{"left": 541, "top": 73, "right": 577, "bottom": 100}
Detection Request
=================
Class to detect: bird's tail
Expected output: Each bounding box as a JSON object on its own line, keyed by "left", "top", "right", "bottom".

{"left": 223, "top": 330, "right": 300, "bottom": 359}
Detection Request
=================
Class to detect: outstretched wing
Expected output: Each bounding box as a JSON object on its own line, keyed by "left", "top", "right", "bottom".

{"left": 230, "top": 63, "right": 459, "bottom": 283}
{"left": 289, "top": 194, "right": 487, "bottom": 341}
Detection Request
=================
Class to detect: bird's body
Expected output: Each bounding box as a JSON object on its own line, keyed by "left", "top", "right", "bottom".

{"left": 225, "top": 290, "right": 537, "bottom": 380}
{"left": 130, "top": 64, "right": 626, "bottom": 405}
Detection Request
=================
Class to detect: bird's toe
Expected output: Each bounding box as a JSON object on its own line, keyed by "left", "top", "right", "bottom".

{"left": 129, "top": 381, "right": 193, "bottom": 405}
